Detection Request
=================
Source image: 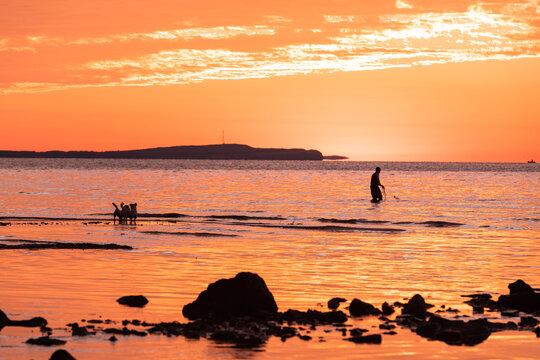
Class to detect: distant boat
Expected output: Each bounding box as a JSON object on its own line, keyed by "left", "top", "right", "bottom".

{"left": 528, "top": 160, "right": 536, "bottom": 163}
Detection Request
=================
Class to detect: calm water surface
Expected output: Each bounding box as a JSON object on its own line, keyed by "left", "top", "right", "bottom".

{"left": 0, "top": 159, "right": 538, "bottom": 359}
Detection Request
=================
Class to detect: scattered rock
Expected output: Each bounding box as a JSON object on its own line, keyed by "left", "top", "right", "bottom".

{"left": 472, "top": 306, "right": 484, "bottom": 314}
{"left": 345, "top": 334, "right": 382, "bottom": 344}
{"left": 518, "top": 316, "right": 539, "bottom": 328}
{"left": 0, "top": 309, "right": 47, "bottom": 328}
{"left": 0, "top": 309, "right": 9, "bottom": 327}
{"left": 349, "top": 328, "right": 368, "bottom": 336}
{"left": 508, "top": 280, "right": 534, "bottom": 295}
{"left": 109, "top": 335, "right": 118, "bottom": 342}
{"left": 49, "top": 349, "right": 76, "bottom": 360}
{"left": 10, "top": 316, "right": 48, "bottom": 327}
{"left": 382, "top": 302, "right": 395, "bottom": 315}
{"left": 497, "top": 291, "right": 540, "bottom": 313}
{"left": 535, "top": 327, "right": 540, "bottom": 337}
{"left": 461, "top": 293, "right": 492, "bottom": 300}
{"left": 328, "top": 297, "right": 346, "bottom": 310}
{"left": 26, "top": 336, "right": 67, "bottom": 346}
{"left": 501, "top": 310, "right": 520, "bottom": 317}
{"left": 182, "top": 272, "right": 278, "bottom": 321}
{"left": 401, "top": 294, "right": 432, "bottom": 318}
{"left": 281, "top": 309, "right": 347, "bottom": 325}
{"left": 103, "top": 327, "right": 147, "bottom": 336}
{"left": 415, "top": 316, "right": 491, "bottom": 346}
{"left": 117, "top": 295, "right": 149, "bottom": 307}
{"left": 0, "top": 240, "right": 132, "bottom": 250}
{"left": 349, "top": 299, "right": 381, "bottom": 317}
{"left": 379, "top": 324, "right": 396, "bottom": 330}
{"left": 70, "top": 323, "right": 90, "bottom": 336}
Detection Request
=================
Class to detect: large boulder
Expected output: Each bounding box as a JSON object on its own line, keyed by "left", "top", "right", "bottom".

{"left": 182, "top": 272, "right": 278, "bottom": 321}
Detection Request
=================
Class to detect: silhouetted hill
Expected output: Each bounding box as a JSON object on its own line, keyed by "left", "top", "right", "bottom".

{"left": 0, "top": 144, "right": 323, "bottom": 161}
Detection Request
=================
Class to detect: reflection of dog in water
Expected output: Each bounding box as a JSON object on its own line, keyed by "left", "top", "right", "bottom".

{"left": 113, "top": 202, "right": 138, "bottom": 224}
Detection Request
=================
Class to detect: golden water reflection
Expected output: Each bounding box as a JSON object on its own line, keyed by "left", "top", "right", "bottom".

{"left": 0, "top": 162, "right": 538, "bottom": 359}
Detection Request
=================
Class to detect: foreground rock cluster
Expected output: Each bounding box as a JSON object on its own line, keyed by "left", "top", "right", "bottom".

{"left": 2, "top": 273, "right": 538, "bottom": 360}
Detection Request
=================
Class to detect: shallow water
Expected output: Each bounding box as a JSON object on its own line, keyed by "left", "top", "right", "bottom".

{"left": 0, "top": 159, "right": 538, "bottom": 359}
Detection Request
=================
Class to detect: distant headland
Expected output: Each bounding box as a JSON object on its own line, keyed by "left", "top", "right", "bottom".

{"left": 0, "top": 144, "right": 326, "bottom": 161}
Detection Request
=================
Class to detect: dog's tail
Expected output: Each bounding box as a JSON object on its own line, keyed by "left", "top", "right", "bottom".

{"left": 112, "top": 202, "right": 120, "bottom": 210}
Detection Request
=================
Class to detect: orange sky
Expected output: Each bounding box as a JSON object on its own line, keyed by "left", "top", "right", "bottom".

{"left": 1, "top": 0, "right": 539, "bottom": 161}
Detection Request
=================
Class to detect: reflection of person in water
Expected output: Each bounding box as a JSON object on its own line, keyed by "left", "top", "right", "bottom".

{"left": 370, "top": 167, "right": 385, "bottom": 202}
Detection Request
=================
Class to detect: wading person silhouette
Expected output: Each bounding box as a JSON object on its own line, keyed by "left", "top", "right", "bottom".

{"left": 370, "top": 167, "right": 385, "bottom": 202}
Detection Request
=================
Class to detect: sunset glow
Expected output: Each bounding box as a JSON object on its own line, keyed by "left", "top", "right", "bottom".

{"left": 1, "top": 0, "right": 539, "bottom": 161}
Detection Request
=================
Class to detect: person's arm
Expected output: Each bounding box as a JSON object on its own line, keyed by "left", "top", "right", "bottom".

{"left": 378, "top": 174, "right": 385, "bottom": 189}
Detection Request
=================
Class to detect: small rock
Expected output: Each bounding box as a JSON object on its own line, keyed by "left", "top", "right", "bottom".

{"left": 506, "top": 321, "right": 518, "bottom": 330}
{"left": 497, "top": 280, "right": 540, "bottom": 313}
{"left": 328, "top": 297, "right": 346, "bottom": 310}
{"left": 473, "top": 306, "right": 484, "bottom": 314}
{"left": 345, "top": 334, "right": 382, "bottom": 344}
{"left": 349, "top": 328, "right": 368, "bottom": 336}
{"left": 71, "top": 323, "right": 90, "bottom": 336}
{"left": 49, "top": 349, "right": 76, "bottom": 360}
{"left": 109, "top": 335, "right": 118, "bottom": 342}
{"left": 0, "top": 309, "right": 9, "bottom": 326}
{"left": 116, "top": 295, "right": 149, "bottom": 308}
{"left": 103, "top": 327, "right": 147, "bottom": 336}
{"left": 382, "top": 302, "right": 394, "bottom": 316}
{"left": 281, "top": 309, "right": 347, "bottom": 324}
{"left": 379, "top": 324, "right": 396, "bottom": 330}
{"left": 415, "top": 315, "right": 491, "bottom": 346}
{"left": 501, "top": 310, "right": 520, "bottom": 317}
{"left": 518, "top": 316, "right": 539, "bottom": 328}
{"left": 26, "top": 336, "right": 67, "bottom": 346}
{"left": 349, "top": 298, "right": 381, "bottom": 317}
{"left": 401, "top": 294, "right": 431, "bottom": 318}
{"left": 508, "top": 280, "right": 534, "bottom": 294}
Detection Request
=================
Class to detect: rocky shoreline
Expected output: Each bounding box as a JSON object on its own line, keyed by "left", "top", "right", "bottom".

{"left": 1, "top": 272, "right": 538, "bottom": 360}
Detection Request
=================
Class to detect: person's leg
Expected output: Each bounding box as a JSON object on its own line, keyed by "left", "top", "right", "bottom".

{"left": 371, "top": 186, "right": 382, "bottom": 201}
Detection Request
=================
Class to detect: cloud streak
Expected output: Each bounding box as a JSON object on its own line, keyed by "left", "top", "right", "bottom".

{"left": 1, "top": 1, "right": 538, "bottom": 94}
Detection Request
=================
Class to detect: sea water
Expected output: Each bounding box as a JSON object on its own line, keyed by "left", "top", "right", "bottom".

{"left": 0, "top": 159, "right": 538, "bottom": 359}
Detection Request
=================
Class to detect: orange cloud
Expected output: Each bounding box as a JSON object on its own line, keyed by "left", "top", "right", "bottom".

{"left": 0, "top": 1, "right": 538, "bottom": 94}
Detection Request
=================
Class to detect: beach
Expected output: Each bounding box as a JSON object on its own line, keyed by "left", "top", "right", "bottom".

{"left": 0, "top": 159, "right": 538, "bottom": 359}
